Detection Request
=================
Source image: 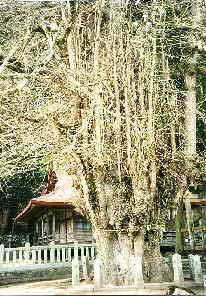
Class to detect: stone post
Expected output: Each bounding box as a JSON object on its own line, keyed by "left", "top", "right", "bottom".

{"left": 94, "top": 258, "right": 103, "bottom": 290}
{"left": 133, "top": 255, "right": 144, "bottom": 289}
{"left": 50, "top": 241, "right": 55, "bottom": 263}
{"left": 25, "top": 242, "right": 30, "bottom": 263}
{"left": 203, "top": 275, "right": 206, "bottom": 291}
{"left": 189, "top": 254, "right": 203, "bottom": 284}
{"left": 172, "top": 253, "right": 184, "bottom": 285}
{"left": 72, "top": 258, "right": 80, "bottom": 288}
{"left": 0, "top": 244, "right": 4, "bottom": 264}
{"left": 82, "top": 256, "right": 89, "bottom": 279}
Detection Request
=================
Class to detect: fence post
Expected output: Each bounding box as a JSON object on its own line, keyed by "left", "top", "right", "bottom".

{"left": 189, "top": 255, "right": 203, "bottom": 284}
{"left": 68, "top": 247, "right": 72, "bottom": 262}
{"left": 56, "top": 247, "right": 60, "bottom": 262}
{"left": 86, "top": 247, "right": 89, "bottom": 258}
{"left": 32, "top": 249, "right": 36, "bottom": 264}
{"left": 50, "top": 241, "right": 55, "bottom": 263}
{"left": 91, "top": 246, "right": 95, "bottom": 260}
{"left": 6, "top": 250, "right": 10, "bottom": 264}
{"left": 62, "top": 247, "right": 66, "bottom": 262}
{"left": 0, "top": 244, "right": 4, "bottom": 264}
{"left": 172, "top": 253, "right": 184, "bottom": 285}
{"left": 203, "top": 275, "right": 206, "bottom": 292}
{"left": 82, "top": 256, "right": 89, "bottom": 279}
{"left": 72, "top": 257, "right": 80, "bottom": 288}
{"left": 25, "top": 242, "right": 30, "bottom": 263}
{"left": 94, "top": 258, "right": 103, "bottom": 290}
{"left": 13, "top": 250, "right": 17, "bottom": 264}
{"left": 74, "top": 241, "right": 78, "bottom": 261}
{"left": 19, "top": 249, "right": 23, "bottom": 263}
{"left": 43, "top": 248, "right": 47, "bottom": 263}
{"left": 80, "top": 246, "right": 84, "bottom": 261}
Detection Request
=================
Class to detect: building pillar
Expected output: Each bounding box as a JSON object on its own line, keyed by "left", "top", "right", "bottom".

{"left": 35, "top": 221, "right": 38, "bottom": 234}
{"left": 52, "top": 211, "right": 56, "bottom": 241}
{"left": 41, "top": 219, "right": 44, "bottom": 237}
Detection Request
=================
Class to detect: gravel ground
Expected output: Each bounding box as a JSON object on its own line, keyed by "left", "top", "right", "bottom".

{"left": 0, "top": 279, "right": 205, "bottom": 295}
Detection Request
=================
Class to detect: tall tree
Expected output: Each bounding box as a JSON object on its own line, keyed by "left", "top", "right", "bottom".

{"left": 0, "top": 0, "right": 205, "bottom": 285}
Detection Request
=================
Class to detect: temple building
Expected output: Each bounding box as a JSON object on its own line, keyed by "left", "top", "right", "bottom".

{"left": 15, "top": 171, "right": 93, "bottom": 245}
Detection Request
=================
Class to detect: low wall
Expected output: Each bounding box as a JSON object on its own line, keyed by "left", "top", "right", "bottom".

{"left": 0, "top": 263, "right": 72, "bottom": 285}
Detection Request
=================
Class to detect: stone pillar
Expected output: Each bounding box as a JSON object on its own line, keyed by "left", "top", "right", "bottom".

{"left": 25, "top": 242, "right": 30, "bottom": 263}
{"left": 189, "top": 254, "right": 203, "bottom": 284}
{"left": 132, "top": 255, "right": 144, "bottom": 289}
{"left": 0, "top": 244, "right": 4, "bottom": 264}
{"left": 50, "top": 241, "right": 55, "bottom": 263}
{"left": 172, "top": 253, "right": 184, "bottom": 285}
{"left": 203, "top": 275, "right": 206, "bottom": 291}
{"left": 72, "top": 258, "right": 80, "bottom": 288}
{"left": 94, "top": 258, "right": 103, "bottom": 290}
{"left": 82, "top": 256, "right": 89, "bottom": 279}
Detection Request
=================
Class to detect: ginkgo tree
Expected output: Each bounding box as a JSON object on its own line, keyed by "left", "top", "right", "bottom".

{"left": 0, "top": 0, "right": 205, "bottom": 285}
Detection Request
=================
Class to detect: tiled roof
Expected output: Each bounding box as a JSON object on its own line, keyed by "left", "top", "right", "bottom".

{"left": 15, "top": 173, "right": 80, "bottom": 221}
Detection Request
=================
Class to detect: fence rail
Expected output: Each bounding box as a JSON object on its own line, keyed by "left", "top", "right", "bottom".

{"left": 0, "top": 242, "right": 96, "bottom": 266}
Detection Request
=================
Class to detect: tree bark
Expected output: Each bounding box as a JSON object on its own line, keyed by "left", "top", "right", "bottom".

{"left": 144, "top": 231, "right": 173, "bottom": 282}
{"left": 94, "top": 230, "right": 144, "bottom": 286}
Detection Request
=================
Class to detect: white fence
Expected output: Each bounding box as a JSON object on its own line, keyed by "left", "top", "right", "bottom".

{"left": 0, "top": 241, "right": 96, "bottom": 267}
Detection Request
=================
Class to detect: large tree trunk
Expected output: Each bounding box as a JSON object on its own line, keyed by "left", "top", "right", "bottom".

{"left": 94, "top": 230, "right": 144, "bottom": 287}
{"left": 143, "top": 231, "right": 173, "bottom": 283}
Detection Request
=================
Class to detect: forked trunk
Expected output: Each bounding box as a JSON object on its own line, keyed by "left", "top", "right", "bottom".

{"left": 94, "top": 230, "right": 144, "bottom": 287}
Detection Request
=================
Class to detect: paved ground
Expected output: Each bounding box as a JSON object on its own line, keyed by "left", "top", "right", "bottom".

{"left": 0, "top": 279, "right": 205, "bottom": 295}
